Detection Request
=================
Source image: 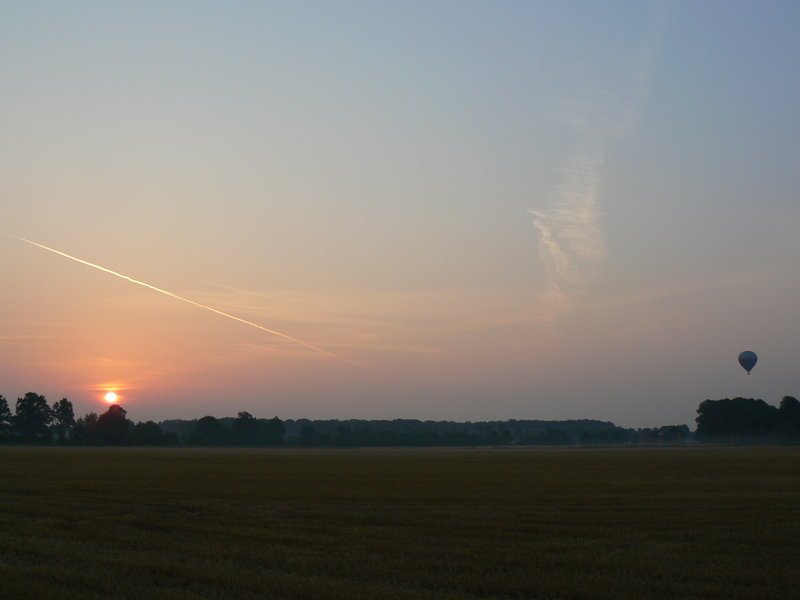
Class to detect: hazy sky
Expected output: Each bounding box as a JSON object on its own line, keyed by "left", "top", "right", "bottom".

{"left": 2, "top": 1, "right": 799, "bottom": 427}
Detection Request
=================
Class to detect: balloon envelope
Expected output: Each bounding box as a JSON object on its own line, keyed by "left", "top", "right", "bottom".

{"left": 738, "top": 351, "right": 758, "bottom": 373}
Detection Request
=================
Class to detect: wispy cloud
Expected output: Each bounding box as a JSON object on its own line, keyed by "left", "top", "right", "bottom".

{"left": 528, "top": 123, "right": 607, "bottom": 314}
{"left": 530, "top": 1, "right": 667, "bottom": 316}
{"left": 529, "top": 141, "right": 606, "bottom": 308}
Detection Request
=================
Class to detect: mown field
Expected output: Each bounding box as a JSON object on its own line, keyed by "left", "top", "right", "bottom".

{"left": 0, "top": 447, "right": 798, "bottom": 600}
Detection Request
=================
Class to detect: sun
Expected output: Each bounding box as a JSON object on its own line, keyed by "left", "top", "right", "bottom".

{"left": 104, "top": 391, "right": 119, "bottom": 404}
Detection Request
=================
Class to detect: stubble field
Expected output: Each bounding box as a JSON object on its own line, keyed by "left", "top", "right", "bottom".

{"left": 0, "top": 446, "right": 798, "bottom": 600}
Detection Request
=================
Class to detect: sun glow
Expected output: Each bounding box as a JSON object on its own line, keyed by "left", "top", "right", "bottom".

{"left": 104, "top": 391, "right": 119, "bottom": 404}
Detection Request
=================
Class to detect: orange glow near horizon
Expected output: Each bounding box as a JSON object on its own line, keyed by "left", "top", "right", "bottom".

{"left": 104, "top": 391, "right": 119, "bottom": 404}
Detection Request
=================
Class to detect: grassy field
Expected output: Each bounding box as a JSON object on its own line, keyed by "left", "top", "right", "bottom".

{"left": 0, "top": 447, "right": 798, "bottom": 599}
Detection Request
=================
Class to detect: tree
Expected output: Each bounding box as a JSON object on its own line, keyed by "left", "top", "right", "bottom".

{"left": 696, "top": 398, "right": 780, "bottom": 441}
{"left": 0, "top": 395, "right": 11, "bottom": 429}
{"left": 334, "top": 424, "right": 352, "bottom": 446}
{"left": 657, "top": 425, "right": 689, "bottom": 443}
{"left": 131, "top": 421, "right": 164, "bottom": 445}
{"left": 96, "top": 404, "right": 132, "bottom": 445}
{"left": 51, "top": 398, "right": 76, "bottom": 443}
{"left": 190, "top": 416, "right": 227, "bottom": 445}
{"left": 579, "top": 428, "right": 625, "bottom": 445}
{"left": 0, "top": 395, "right": 12, "bottom": 442}
{"left": 297, "top": 422, "right": 321, "bottom": 446}
{"left": 779, "top": 396, "right": 800, "bottom": 435}
{"left": 261, "top": 417, "right": 285, "bottom": 446}
{"left": 15, "top": 392, "right": 52, "bottom": 442}
{"left": 526, "top": 428, "right": 574, "bottom": 446}
{"left": 232, "top": 411, "right": 259, "bottom": 445}
{"left": 72, "top": 412, "right": 100, "bottom": 444}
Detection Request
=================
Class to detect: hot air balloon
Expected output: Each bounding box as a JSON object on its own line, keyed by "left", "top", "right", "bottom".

{"left": 738, "top": 351, "right": 758, "bottom": 374}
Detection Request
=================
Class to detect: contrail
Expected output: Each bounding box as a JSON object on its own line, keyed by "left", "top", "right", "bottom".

{"left": 14, "top": 236, "right": 363, "bottom": 367}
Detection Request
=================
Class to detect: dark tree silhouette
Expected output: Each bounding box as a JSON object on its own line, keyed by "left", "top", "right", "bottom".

{"left": 51, "top": 398, "right": 76, "bottom": 443}
{"left": 96, "top": 404, "right": 132, "bottom": 445}
{"left": 656, "top": 425, "right": 689, "bottom": 443}
{"left": 297, "top": 422, "right": 321, "bottom": 446}
{"left": 190, "top": 415, "right": 227, "bottom": 445}
{"left": 524, "top": 428, "right": 574, "bottom": 445}
{"left": 17, "top": 389, "right": 800, "bottom": 447}
{"left": 779, "top": 396, "right": 800, "bottom": 435}
{"left": 0, "top": 395, "right": 11, "bottom": 431}
{"left": 232, "top": 411, "right": 259, "bottom": 445}
{"left": 261, "top": 417, "right": 285, "bottom": 445}
{"left": 72, "top": 412, "right": 100, "bottom": 444}
{"left": 696, "top": 398, "right": 780, "bottom": 441}
{"left": 15, "top": 392, "right": 52, "bottom": 441}
{"left": 131, "top": 421, "right": 165, "bottom": 445}
{"left": 579, "top": 428, "right": 625, "bottom": 445}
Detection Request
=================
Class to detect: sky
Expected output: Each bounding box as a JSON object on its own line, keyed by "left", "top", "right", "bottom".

{"left": 2, "top": 1, "right": 799, "bottom": 427}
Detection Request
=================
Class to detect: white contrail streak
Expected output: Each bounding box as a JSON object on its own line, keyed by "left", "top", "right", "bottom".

{"left": 14, "top": 236, "right": 363, "bottom": 367}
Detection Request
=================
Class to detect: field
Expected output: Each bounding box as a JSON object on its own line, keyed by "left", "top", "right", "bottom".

{"left": 1, "top": 447, "right": 798, "bottom": 599}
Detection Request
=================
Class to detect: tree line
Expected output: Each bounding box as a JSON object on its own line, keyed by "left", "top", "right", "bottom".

{"left": 695, "top": 396, "right": 800, "bottom": 442}
{"left": 0, "top": 393, "right": 178, "bottom": 445}
{"left": 1, "top": 391, "right": 798, "bottom": 446}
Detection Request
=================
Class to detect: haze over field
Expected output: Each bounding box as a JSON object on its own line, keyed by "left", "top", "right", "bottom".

{"left": 2, "top": 1, "right": 799, "bottom": 426}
